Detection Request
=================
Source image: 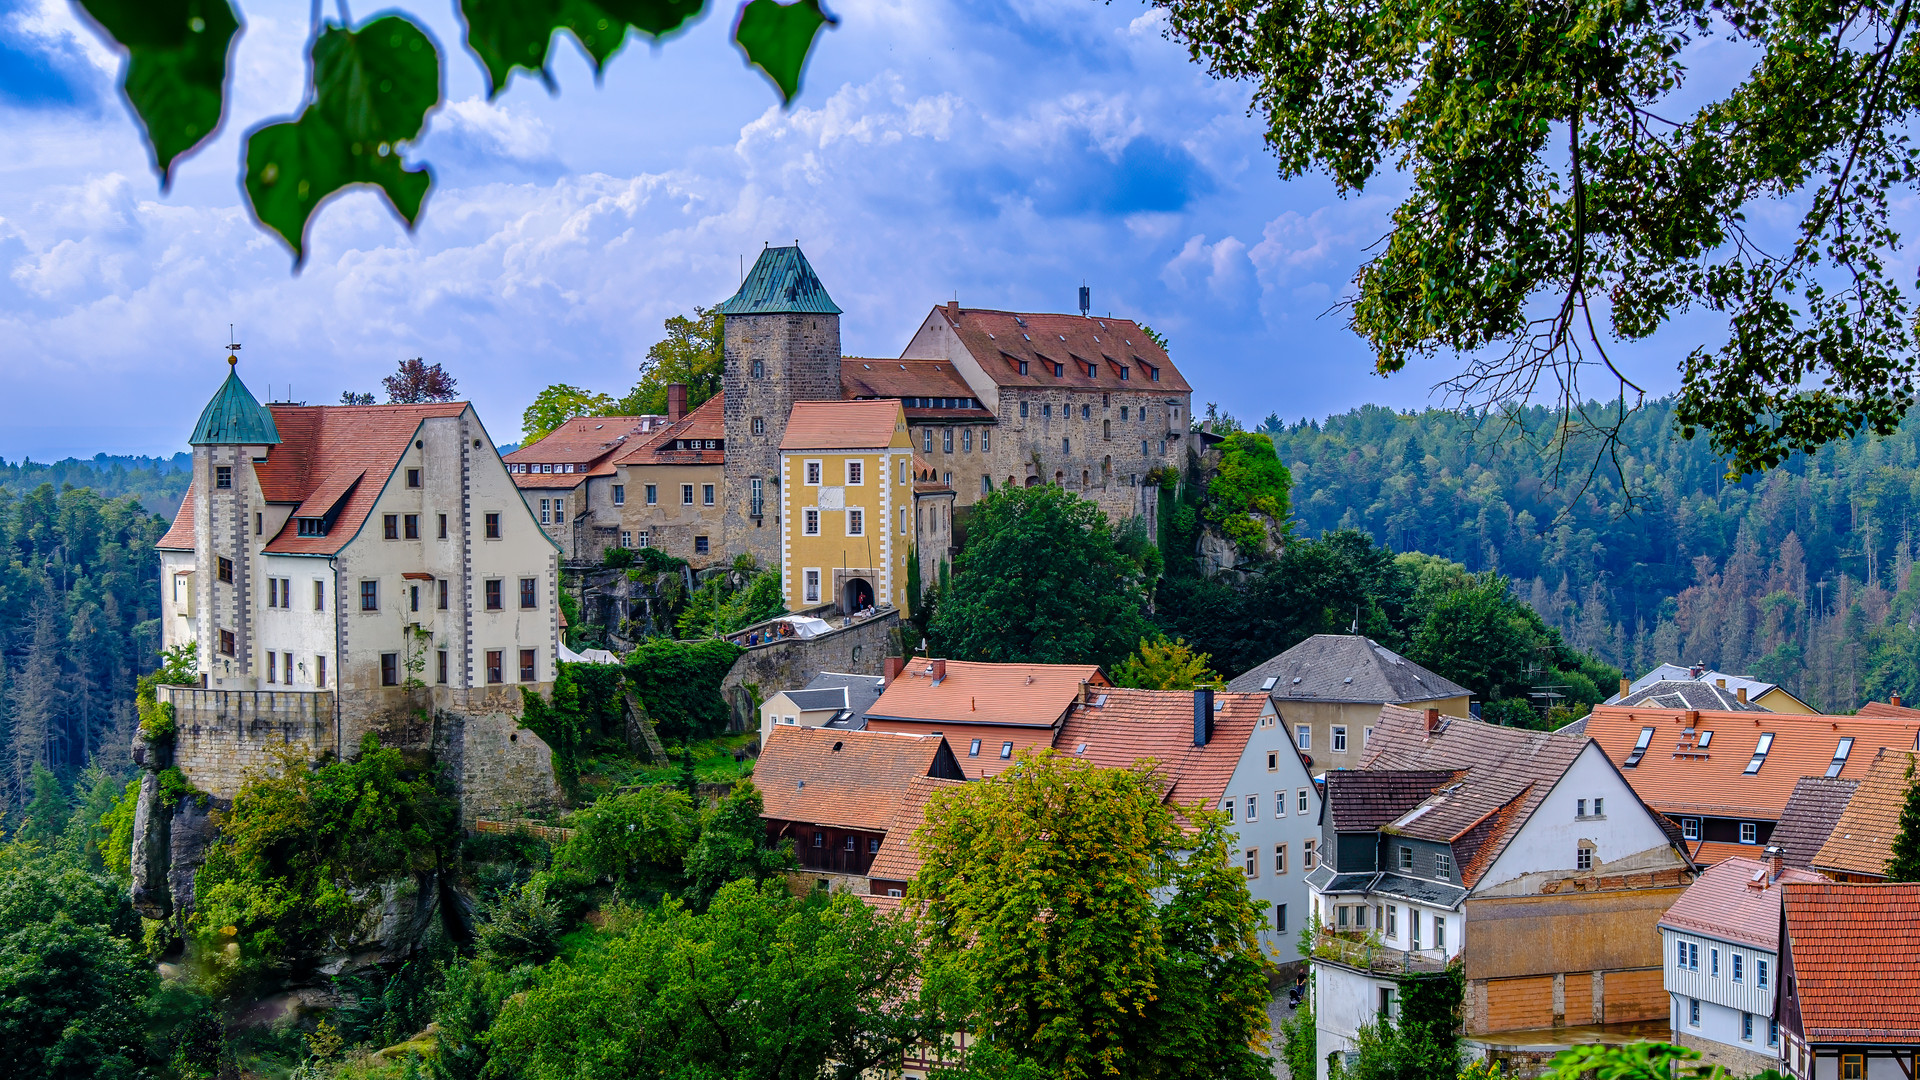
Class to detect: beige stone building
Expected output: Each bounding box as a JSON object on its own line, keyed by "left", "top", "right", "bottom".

{"left": 155, "top": 358, "right": 562, "bottom": 811}
{"left": 609, "top": 391, "right": 728, "bottom": 569}
{"left": 1223, "top": 634, "right": 1472, "bottom": 774}
{"left": 502, "top": 413, "right": 665, "bottom": 561}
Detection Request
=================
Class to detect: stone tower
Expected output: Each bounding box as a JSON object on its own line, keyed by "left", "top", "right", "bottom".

{"left": 716, "top": 245, "right": 843, "bottom": 571}
{"left": 188, "top": 354, "right": 281, "bottom": 689}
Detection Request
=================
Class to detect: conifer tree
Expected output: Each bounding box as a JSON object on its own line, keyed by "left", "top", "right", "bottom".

{"left": 1886, "top": 757, "right": 1920, "bottom": 883}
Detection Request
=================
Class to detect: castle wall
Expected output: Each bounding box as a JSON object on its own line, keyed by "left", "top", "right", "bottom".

{"left": 721, "top": 609, "right": 899, "bottom": 735}
{"left": 159, "top": 686, "right": 334, "bottom": 799}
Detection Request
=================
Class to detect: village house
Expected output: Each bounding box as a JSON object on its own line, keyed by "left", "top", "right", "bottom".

{"left": 155, "top": 358, "right": 561, "bottom": 807}
{"left": 753, "top": 725, "right": 966, "bottom": 894}
{"left": 1224, "top": 634, "right": 1472, "bottom": 774}
{"left": 778, "top": 398, "right": 918, "bottom": 615}
{"left": 1811, "top": 748, "right": 1919, "bottom": 881}
{"left": 863, "top": 657, "right": 1108, "bottom": 779}
{"left": 1307, "top": 706, "right": 1694, "bottom": 1078}
{"left": 1769, "top": 777, "right": 1860, "bottom": 868}
{"left": 1779, "top": 882, "right": 1920, "bottom": 1080}
{"left": 757, "top": 671, "right": 886, "bottom": 747}
{"left": 606, "top": 391, "right": 727, "bottom": 568}
{"left": 501, "top": 413, "right": 664, "bottom": 561}
{"left": 1583, "top": 705, "right": 1920, "bottom": 866}
{"left": 1658, "top": 850, "right": 1823, "bottom": 1074}
{"left": 1055, "top": 686, "right": 1324, "bottom": 967}
{"left": 1610, "top": 664, "right": 1819, "bottom": 714}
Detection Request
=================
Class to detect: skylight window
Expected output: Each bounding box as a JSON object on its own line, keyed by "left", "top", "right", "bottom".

{"left": 1624, "top": 726, "right": 1655, "bottom": 768}
{"left": 1261, "top": 676, "right": 1278, "bottom": 691}
{"left": 1698, "top": 730, "right": 1712, "bottom": 747}
{"left": 1744, "top": 733, "right": 1775, "bottom": 776}
{"left": 1825, "top": 736, "right": 1855, "bottom": 778}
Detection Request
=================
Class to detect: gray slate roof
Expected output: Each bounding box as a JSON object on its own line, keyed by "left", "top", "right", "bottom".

{"left": 1226, "top": 634, "right": 1471, "bottom": 704}
{"left": 785, "top": 688, "right": 850, "bottom": 713}
{"left": 807, "top": 671, "right": 885, "bottom": 731}
{"left": 1771, "top": 776, "right": 1859, "bottom": 867}
{"left": 1302, "top": 867, "right": 1467, "bottom": 909}
{"left": 1614, "top": 680, "right": 1768, "bottom": 712}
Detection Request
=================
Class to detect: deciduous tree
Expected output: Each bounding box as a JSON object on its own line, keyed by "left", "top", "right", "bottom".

{"left": 617, "top": 307, "right": 725, "bottom": 417}
{"left": 383, "top": 358, "right": 459, "bottom": 404}
{"left": 522, "top": 384, "right": 619, "bottom": 445}
{"left": 1111, "top": 635, "right": 1222, "bottom": 691}
{"left": 913, "top": 752, "right": 1272, "bottom": 1080}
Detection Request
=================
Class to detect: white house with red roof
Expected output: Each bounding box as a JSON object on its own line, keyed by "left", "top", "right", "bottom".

{"left": 154, "top": 357, "right": 562, "bottom": 811}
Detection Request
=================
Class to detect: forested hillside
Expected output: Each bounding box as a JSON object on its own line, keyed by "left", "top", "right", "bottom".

{"left": 0, "top": 484, "right": 166, "bottom": 810}
{"left": 0, "top": 453, "right": 192, "bottom": 520}
{"left": 1250, "top": 399, "right": 1920, "bottom": 711}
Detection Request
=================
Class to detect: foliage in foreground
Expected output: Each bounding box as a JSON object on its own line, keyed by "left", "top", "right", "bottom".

{"left": 483, "top": 878, "right": 940, "bottom": 1080}
{"left": 1110, "top": 635, "right": 1222, "bottom": 691}
{"left": 913, "top": 751, "right": 1272, "bottom": 1080}
{"left": 192, "top": 736, "right": 459, "bottom": 986}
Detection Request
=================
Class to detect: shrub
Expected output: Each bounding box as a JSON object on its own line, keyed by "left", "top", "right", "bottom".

{"left": 603, "top": 546, "right": 635, "bottom": 569}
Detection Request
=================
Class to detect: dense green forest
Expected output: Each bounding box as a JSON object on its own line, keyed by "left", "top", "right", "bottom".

{"left": 1238, "top": 398, "right": 1920, "bottom": 711}
{"left": 0, "top": 453, "right": 192, "bottom": 520}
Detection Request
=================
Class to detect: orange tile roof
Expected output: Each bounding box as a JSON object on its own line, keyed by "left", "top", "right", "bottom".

{"left": 935, "top": 307, "right": 1191, "bottom": 393}
{"left": 867, "top": 658, "right": 1106, "bottom": 730}
{"left": 779, "top": 399, "right": 906, "bottom": 451}
{"left": 1689, "top": 840, "right": 1767, "bottom": 867}
{"left": 611, "top": 394, "right": 725, "bottom": 467}
{"left": 1858, "top": 700, "right": 1920, "bottom": 719}
{"left": 504, "top": 415, "right": 657, "bottom": 466}
{"left": 1584, "top": 705, "right": 1920, "bottom": 820}
{"left": 867, "top": 775, "right": 966, "bottom": 883}
{"left": 1812, "top": 748, "right": 1918, "bottom": 878}
{"left": 158, "top": 402, "right": 472, "bottom": 555}
{"left": 1659, "top": 855, "right": 1827, "bottom": 951}
{"left": 841, "top": 358, "right": 994, "bottom": 421}
{"left": 1054, "top": 688, "right": 1267, "bottom": 808}
{"left": 512, "top": 472, "right": 588, "bottom": 490}
{"left": 1784, "top": 882, "right": 1920, "bottom": 1042}
{"left": 754, "top": 726, "right": 958, "bottom": 833}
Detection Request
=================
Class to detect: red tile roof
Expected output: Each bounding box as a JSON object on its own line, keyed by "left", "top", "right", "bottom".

{"left": 867, "top": 658, "right": 1106, "bottom": 730}
{"left": 934, "top": 307, "right": 1191, "bottom": 393}
{"left": 1323, "top": 770, "right": 1463, "bottom": 831}
{"left": 1688, "top": 840, "right": 1769, "bottom": 867}
{"left": 504, "top": 415, "right": 658, "bottom": 467}
{"left": 842, "top": 358, "right": 994, "bottom": 421}
{"left": 779, "top": 399, "right": 906, "bottom": 451}
{"left": 754, "top": 726, "right": 956, "bottom": 833}
{"left": 867, "top": 775, "right": 966, "bottom": 883}
{"left": 611, "top": 394, "right": 726, "bottom": 467}
{"left": 1584, "top": 705, "right": 1920, "bottom": 820}
{"left": 1054, "top": 688, "right": 1268, "bottom": 808}
{"left": 158, "top": 402, "right": 471, "bottom": 555}
{"left": 1858, "top": 700, "right": 1920, "bottom": 719}
{"left": 1659, "top": 855, "right": 1826, "bottom": 952}
{"left": 1812, "top": 749, "right": 1918, "bottom": 878}
{"left": 1784, "top": 882, "right": 1920, "bottom": 1042}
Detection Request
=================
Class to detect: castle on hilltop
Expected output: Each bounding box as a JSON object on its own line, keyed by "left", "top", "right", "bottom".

{"left": 503, "top": 245, "right": 1196, "bottom": 607}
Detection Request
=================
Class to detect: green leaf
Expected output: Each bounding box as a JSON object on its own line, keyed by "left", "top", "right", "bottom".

{"left": 243, "top": 16, "right": 442, "bottom": 267}
{"left": 75, "top": 0, "right": 241, "bottom": 189}
{"left": 459, "top": 0, "right": 707, "bottom": 98}
{"left": 732, "top": 0, "right": 834, "bottom": 104}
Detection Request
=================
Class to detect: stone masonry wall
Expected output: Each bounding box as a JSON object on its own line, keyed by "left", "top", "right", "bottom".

{"left": 159, "top": 686, "right": 333, "bottom": 800}
{"left": 723, "top": 311, "right": 843, "bottom": 569}
{"left": 720, "top": 609, "right": 899, "bottom": 735}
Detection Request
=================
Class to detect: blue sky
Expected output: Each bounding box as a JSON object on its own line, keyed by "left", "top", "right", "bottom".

{"left": 0, "top": 0, "right": 1695, "bottom": 460}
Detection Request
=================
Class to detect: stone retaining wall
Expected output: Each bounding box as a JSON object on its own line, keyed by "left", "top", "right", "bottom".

{"left": 159, "top": 686, "right": 333, "bottom": 799}
{"left": 719, "top": 609, "right": 899, "bottom": 733}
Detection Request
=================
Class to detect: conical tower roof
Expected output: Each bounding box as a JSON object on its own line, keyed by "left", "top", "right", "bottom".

{"left": 716, "top": 244, "right": 841, "bottom": 315}
{"left": 189, "top": 357, "right": 281, "bottom": 446}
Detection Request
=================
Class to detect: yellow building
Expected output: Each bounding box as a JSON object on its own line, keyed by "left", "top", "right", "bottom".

{"left": 779, "top": 400, "right": 916, "bottom": 614}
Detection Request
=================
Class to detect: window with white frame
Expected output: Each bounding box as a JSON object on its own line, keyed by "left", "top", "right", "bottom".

{"left": 635, "top": 531, "right": 649, "bottom": 548}
{"left": 1267, "top": 751, "right": 1278, "bottom": 771}
{"left": 1296, "top": 725, "right": 1311, "bottom": 750}
{"left": 1274, "top": 791, "right": 1286, "bottom": 817}
{"left": 1740, "top": 822, "right": 1758, "bottom": 843}
{"left": 1274, "top": 844, "right": 1286, "bottom": 873}
{"left": 1244, "top": 849, "right": 1257, "bottom": 877}
{"left": 804, "top": 509, "right": 820, "bottom": 535}
{"left": 847, "top": 508, "right": 864, "bottom": 536}
{"left": 1434, "top": 852, "right": 1452, "bottom": 880}
{"left": 1298, "top": 788, "right": 1309, "bottom": 814}
{"left": 847, "top": 459, "right": 863, "bottom": 485}
{"left": 1224, "top": 798, "right": 1234, "bottom": 819}
{"left": 805, "top": 460, "right": 822, "bottom": 485}
{"left": 1332, "top": 726, "right": 1347, "bottom": 751}
{"left": 1398, "top": 846, "right": 1413, "bottom": 872}
{"left": 803, "top": 570, "right": 820, "bottom": 603}
{"left": 1682, "top": 818, "right": 1700, "bottom": 840}
{"left": 1245, "top": 795, "right": 1257, "bottom": 821}
{"left": 1577, "top": 845, "right": 1594, "bottom": 871}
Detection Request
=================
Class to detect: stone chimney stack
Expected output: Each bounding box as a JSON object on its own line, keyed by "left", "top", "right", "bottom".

{"left": 666, "top": 383, "right": 686, "bottom": 423}
{"left": 884, "top": 656, "right": 903, "bottom": 686}
{"left": 1738, "top": 686, "right": 1748, "bottom": 704}
{"left": 931, "top": 658, "right": 947, "bottom": 685}
{"left": 1619, "top": 677, "right": 1631, "bottom": 698}
{"left": 1425, "top": 707, "right": 1441, "bottom": 734}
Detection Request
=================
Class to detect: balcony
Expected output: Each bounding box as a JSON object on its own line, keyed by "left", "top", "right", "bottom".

{"left": 1312, "top": 931, "right": 1453, "bottom": 976}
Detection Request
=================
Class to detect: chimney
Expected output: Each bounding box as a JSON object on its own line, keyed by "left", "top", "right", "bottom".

{"left": 1766, "top": 844, "right": 1784, "bottom": 880}
{"left": 1193, "top": 688, "right": 1214, "bottom": 747}
{"left": 1895, "top": 692, "right": 1904, "bottom": 707}
{"left": 947, "top": 299, "right": 959, "bottom": 317}
{"left": 666, "top": 382, "right": 687, "bottom": 423}
{"left": 1715, "top": 678, "right": 1727, "bottom": 689}
{"left": 884, "top": 656, "right": 903, "bottom": 687}
{"left": 1619, "top": 677, "right": 1631, "bottom": 698}
{"left": 1077, "top": 680, "right": 1090, "bottom": 705}
{"left": 931, "top": 658, "right": 947, "bottom": 685}
{"left": 1425, "top": 707, "right": 1441, "bottom": 734}
{"left": 1737, "top": 686, "right": 1748, "bottom": 704}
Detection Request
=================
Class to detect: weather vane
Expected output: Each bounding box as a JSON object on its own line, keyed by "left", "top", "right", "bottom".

{"left": 226, "top": 324, "right": 242, "bottom": 366}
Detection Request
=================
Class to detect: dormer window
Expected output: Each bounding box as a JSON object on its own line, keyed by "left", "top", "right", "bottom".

{"left": 297, "top": 518, "right": 327, "bottom": 536}
{"left": 1053, "top": 362, "right": 1064, "bottom": 378}
{"left": 1825, "top": 736, "right": 1855, "bottom": 777}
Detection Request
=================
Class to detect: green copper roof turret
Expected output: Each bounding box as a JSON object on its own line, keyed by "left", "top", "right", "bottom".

{"left": 190, "top": 357, "right": 281, "bottom": 446}
{"left": 716, "top": 244, "right": 842, "bottom": 315}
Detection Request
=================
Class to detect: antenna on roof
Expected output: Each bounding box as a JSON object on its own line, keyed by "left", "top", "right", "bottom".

{"left": 1078, "top": 284, "right": 1090, "bottom": 317}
